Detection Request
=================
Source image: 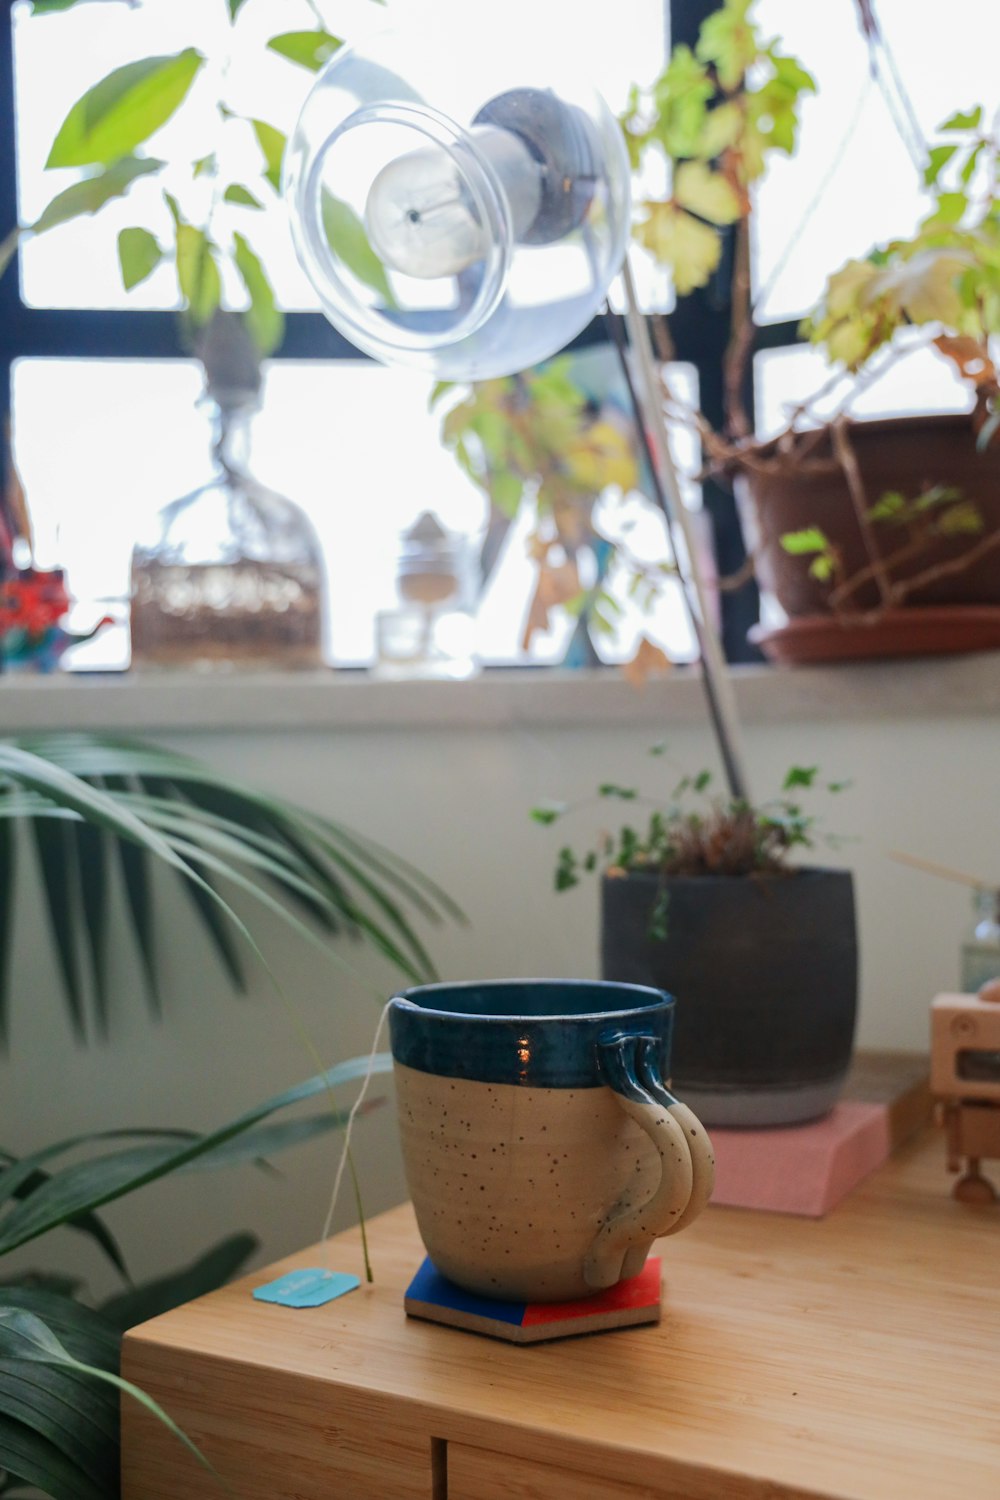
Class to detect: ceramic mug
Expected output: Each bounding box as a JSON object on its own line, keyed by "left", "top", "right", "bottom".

{"left": 388, "top": 979, "right": 715, "bottom": 1303}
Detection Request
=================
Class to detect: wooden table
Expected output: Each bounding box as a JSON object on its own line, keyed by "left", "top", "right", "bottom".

{"left": 122, "top": 1126, "right": 999, "bottom": 1500}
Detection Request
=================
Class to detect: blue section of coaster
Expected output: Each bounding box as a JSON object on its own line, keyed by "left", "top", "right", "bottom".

{"left": 405, "top": 1258, "right": 525, "bottom": 1326}
{"left": 253, "top": 1268, "right": 360, "bottom": 1308}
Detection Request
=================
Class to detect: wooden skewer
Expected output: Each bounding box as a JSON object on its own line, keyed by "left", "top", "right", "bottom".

{"left": 887, "top": 849, "right": 998, "bottom": 891}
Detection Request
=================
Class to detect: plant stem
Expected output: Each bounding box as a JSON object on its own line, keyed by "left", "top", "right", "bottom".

{"left": 830, "top": 418, "right": 894, "bottom": 609}
{"left": 346, "top": 1146, "right": 373, "bottom": 1283}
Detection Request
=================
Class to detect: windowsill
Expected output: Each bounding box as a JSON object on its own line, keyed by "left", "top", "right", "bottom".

{"left": 0, "top": 654, "right": 997, "bottom": 734}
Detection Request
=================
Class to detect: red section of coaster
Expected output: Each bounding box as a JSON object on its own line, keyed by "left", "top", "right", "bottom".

{"left": 521, "top": 1257, "right": 661, "bottom": 1327}
{"left": 710, "top": 1101, "right": 891, "bottom": 1217}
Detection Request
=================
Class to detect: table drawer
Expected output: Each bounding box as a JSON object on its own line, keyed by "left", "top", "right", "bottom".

{"left": 447, "top": 1443, "right": 667, "bottom": 1500}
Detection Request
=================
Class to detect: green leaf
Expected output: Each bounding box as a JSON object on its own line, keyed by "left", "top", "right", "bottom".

{"left": 940, "top": 107, "right": 983, "bottom": 132}
{"left": 0, "top": 1055, "right": 387, "bottom": 1256}
{"left": 266, "top": 30, "right": 342, "bottom": 72}
{"left": 192, "top": 152, "right": 216, "bottom": 178}
{"left": 321, "top": 189, "right": 395, "bottom": 306}
{"left": 72, "top": 822, "right": 108, "bottom": 1037}
{"left": 780, "top": 526, "right": 830, "bottom": 555}
{"left": 924, "top": 144, "right": 958, "bottom": 186}
{"left": 0, "top": 1357, "right": 118, "bottom": 1493}
{"left": 223, "top": 183, "right": 263, "bottom": 209}
{"left": 960, "top": 141, "right": 984, "bottom": 186}
{"left": 0, "top": 228, "right": 20, "bottom": 282}
{"left": 809, "top": 555, "right": 835, "bottom": 580}
{"left": 490, "top": 469, "right": 523, "bottom": 517}
{"left": 117, "top": 226, "right": 162, "bottom": 291}
{"left": 181, "top": 1104, "right": 375, "bottom": 1173}
{"left": 924, "top": 191, "right": 967, "bottom": 227}
{"left": 100, "top": 1232, "right": 257, "bottom": 1330}
{"left": 30, "top": 0, "right": 85, "bottom": 10}
{"left": 696, "top": 0, "right": 759, "bottom": 91}
{"left": 529, "top": 803, "right": 566, "bottom": 826}
{"left": 232, "top": 232, "right": 284, "bottom": 355}
{"left": 116, "top": 837, "right": 160, "bottom": 1018}
{"left": 250, "top": 119, "right": 287, "bottom": 192}
{"left": 176, "top": 865, "right": 246, "bottom": 992}
{"left": 598, "top": 784, "right": 637, "bottom": 800}
{"left": 555, "top": 847, "right": 579, "bottom": 892}
{"left": 783, "top": 766, "right": 818, "bottom": 790}
{"left": 1, "top": 1152, "right": 128, "bottom": 1279}
{"left": 0, "top": 821, "right": 13, "bottom": 1050}
{"left": 868, "top": 490, "right": 906, "bottom": 522}
{"left": 46, "top": 50, "right": 205, "bottom": 169}
{"left": 31, "top": 821, "right": 85, "bottom": 1044}
{"left": 228, "top": 0, "right": 250, "bottom": 17}
{"left": 175, "top": 223, "right": 221, "bottom": 326}
{"left": 428, "top": 381, "right": 454, "bottom": 410}
{"left": 0, "top": 1309, "right": 214, "bottom": 1479}
{"left": 32, "top": 156, "right": 163, "bottom": 236}
{"left": 0, "top": 1412, "right": 106, "bottom": 1500}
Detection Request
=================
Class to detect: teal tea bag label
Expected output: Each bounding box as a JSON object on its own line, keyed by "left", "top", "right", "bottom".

{"left": 253, "top": 1269, "right": 360, "bottom": 1308}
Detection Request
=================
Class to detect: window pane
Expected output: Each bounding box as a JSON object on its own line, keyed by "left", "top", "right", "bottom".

{"left": 13, "top": 0, "right": 668, "bottom": 312}
{"left": 753, "top": 342, "right": 972, "bottom": 441}
{"left": 10, "top": 349, "right": 698, "bottom": 671}
{"left": 752, "top": 0, "right": 1000, "bottom": 325}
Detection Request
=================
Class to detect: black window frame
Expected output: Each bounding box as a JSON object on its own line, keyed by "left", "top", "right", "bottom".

{"left": 0, "top": 0, "right": 803, "bottom": 665}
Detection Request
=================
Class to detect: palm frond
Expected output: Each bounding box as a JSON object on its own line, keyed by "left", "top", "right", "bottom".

{"left": 0, "top": 1053, "right": 390, "bottom": 1257}
{"left": 0, "top": 734, "right": 462, "bottom": 1043}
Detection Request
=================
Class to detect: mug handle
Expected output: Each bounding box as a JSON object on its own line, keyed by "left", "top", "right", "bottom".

{"left": 584, "top": 1033, "right": 715, "bottom": 1291}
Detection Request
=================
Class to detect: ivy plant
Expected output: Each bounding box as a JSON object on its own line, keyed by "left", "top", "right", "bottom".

{"left": 0, "top": 0, "right": 389, "bottom": 354}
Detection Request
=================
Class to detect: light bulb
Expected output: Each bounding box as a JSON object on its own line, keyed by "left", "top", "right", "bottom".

{"left": 285, "top": 24, "right": 631, "bottom": 378}
{"left": 365, "top": 128, "right": 543, "bottom": 280}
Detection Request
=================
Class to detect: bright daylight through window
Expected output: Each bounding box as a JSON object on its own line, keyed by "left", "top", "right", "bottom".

{"left": 2, "top": 0, "right": 1000, "bottom": 672}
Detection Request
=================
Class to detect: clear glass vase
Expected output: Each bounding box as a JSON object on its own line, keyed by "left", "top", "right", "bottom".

{"left": 130, "top": 398, "right": 325, "bottom": 672}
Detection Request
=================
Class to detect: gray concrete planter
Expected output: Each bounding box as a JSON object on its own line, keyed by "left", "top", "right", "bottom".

{"left": 600, "top": 868, "right": 858, "bottom": 1127}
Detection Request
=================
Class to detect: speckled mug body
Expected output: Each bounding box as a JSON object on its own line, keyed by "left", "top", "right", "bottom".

{"left": 389, "top": 980, "right": 687, "bottom": 1303}
{"left": 394, "top": 1064, "right": 662, "bottom": 1301}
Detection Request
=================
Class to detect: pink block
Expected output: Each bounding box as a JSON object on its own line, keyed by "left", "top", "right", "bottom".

{"left": 709, "top": 1101, "right": 892, "bottom": 1217}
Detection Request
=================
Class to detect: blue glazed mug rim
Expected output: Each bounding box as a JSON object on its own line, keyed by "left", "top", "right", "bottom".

{"left": 391, "top": 977, "right": 675, "bottom": 1024}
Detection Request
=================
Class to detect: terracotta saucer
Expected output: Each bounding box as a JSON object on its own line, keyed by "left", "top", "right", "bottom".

{"left": 749, "top": 606, "right": 1000, "bottom": 664}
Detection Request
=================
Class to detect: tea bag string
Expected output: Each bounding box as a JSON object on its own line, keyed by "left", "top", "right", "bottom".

{"left": 320, "top": 999, "right": 392, "bottom": 1267}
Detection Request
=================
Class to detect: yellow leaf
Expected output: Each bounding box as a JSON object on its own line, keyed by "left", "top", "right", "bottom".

{"left": 621, "top": 636, "right": 673, "bottom": 688}
{"left": 521, "top": 560, "right": 581, "bottom": 650}
{"left": 873, "top": 248, "right": 970, "bottom": 329}
{"left": 697, "top": 101, "right": 744, "bottom": 159}
{"left": 674, "top": 161, "right": 742, "bottom": 226}
{"left": 635, "top": 202, "right": 721, "bottom": 294}
{"left": 564, "top": 420, "right": 639, "bottom": 492}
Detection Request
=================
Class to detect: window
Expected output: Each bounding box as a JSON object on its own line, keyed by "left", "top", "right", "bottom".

{"left": 7, "top": 1, "right": 994, "bottom": 674}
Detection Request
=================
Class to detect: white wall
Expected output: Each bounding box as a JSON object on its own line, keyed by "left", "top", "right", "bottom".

{"left": 1, "top": 663, "right": 997, "bottom": 1301}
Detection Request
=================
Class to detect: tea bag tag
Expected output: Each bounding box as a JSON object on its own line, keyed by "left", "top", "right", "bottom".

{"left": 253, "top": 1268, "right": 360, "bottom": 1308}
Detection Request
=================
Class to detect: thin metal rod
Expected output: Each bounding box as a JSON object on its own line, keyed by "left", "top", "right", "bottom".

{"left": 616, "top": 256, "right": 751, "bottom": 803}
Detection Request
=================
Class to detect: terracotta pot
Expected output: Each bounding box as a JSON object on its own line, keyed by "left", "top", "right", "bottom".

{"left": 600, "top": 868, "right": 858, "bottom": 1128}
{"left": 741, "top": 414, "right": 1000, "bottom": 617}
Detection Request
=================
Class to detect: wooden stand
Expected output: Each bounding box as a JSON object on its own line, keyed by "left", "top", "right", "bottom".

{"left": 122, "top": 1121, "right": 999, "bottom": 1500}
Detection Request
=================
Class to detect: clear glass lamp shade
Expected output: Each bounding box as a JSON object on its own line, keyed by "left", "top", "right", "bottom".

{"left": 284, "top": 24, "right": 631, "bottom": 379}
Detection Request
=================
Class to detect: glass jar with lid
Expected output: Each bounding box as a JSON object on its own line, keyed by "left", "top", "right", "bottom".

{"left": 374, "top": 510, "right": 478, "bottom": 678}
{"left": 130, "top": 314, "right": 325, "bottom": 671}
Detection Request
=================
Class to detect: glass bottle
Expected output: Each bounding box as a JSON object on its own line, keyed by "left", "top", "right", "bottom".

{"left": 374, "top": 510, "right": 478, "bottom": 678}
{"left": 130, "top": 315, "right": 325, "bottom": 672}
{"left": 960, "top": 887, "right": 1000, "bottom": 993}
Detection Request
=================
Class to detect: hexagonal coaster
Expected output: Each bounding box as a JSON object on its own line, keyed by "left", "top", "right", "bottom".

{"left": 404, "top": 1257, "right": 661, "bottom": 1343}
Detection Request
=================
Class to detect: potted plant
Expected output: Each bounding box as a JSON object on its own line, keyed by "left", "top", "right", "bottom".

{"left": 733, "top": 100, "right": 1000, "bottom": 662}
{"left": 534, "top": 763, "right": 856, "bottom": 1127}
{"left": 0, "top": 732, "right": 458, "bottom": 1497}
{"left": 433, "top": 0, "right": 1000, "bottom": 664}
